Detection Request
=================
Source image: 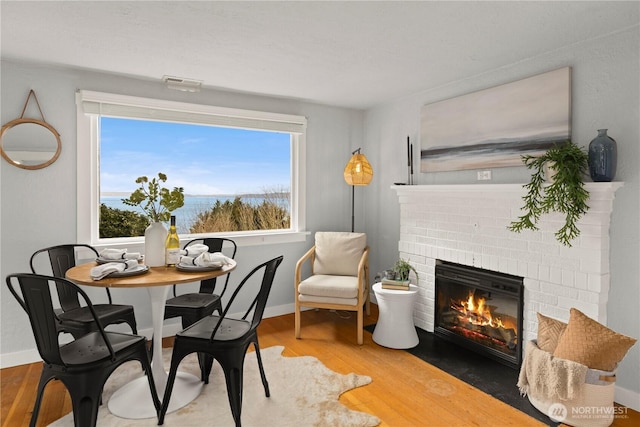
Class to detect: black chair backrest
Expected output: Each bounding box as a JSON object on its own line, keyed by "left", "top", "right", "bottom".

{"left": 6, "top": 273, "right": 115, "bottom": 366}
{"left": 184, "top": 238, "right": 237, "bottom": 294}
{"left": 30, "top": 244, "right": 101, "bottom": 311}
{"left": 210, "top": 255, "right": 283, "bottom": 340}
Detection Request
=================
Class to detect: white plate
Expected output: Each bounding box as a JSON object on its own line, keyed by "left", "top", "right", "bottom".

{"left": 108, "top": 265, "right": 149, "bottom": 277}
{"left": 176, "top": 263, "right": 223, "bottom": 272}
{"left": 96, "top": 256, "right": 143, "bottom": 264}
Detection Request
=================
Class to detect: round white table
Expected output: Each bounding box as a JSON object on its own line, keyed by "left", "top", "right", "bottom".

{"left": 66, "top": 260, "right": 236, "bottom": 419}
{"left": 372, "top": 282, "right": 419, "bottom": 349}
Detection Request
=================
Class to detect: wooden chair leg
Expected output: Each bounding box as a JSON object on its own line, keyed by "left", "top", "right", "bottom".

{"left": 357, "top": 307, "right": 363, "bottom": 345}
{"left": 294, "top": 301, "right": 301, "bottom": 339}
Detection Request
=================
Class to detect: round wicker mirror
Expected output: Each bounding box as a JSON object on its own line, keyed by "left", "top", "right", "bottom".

{"left": 0, "top": 118, "right": 61, "bottom": 170}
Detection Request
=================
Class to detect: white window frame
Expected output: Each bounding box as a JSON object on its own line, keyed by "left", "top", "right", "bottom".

{"left": 76, "top": 90, "right": 307, "bottom": 249}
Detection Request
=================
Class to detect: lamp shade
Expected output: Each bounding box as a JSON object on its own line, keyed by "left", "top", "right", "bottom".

{"left": 344, "top": 152, "right": 373, "bottom": 186}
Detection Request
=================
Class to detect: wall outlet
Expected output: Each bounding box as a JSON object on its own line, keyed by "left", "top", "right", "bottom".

{"left": 477, "top": 170, "right": 492, "bottom": 180}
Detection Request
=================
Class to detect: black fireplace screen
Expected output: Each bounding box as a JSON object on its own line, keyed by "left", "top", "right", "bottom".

{"left": 434, "top": 262, "right": 524, "bottom": 368}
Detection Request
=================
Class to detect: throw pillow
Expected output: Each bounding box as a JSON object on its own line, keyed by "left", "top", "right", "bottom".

{"left": 553, "top": 308, "right": 637, "bottom": 371}
{"left": 536, "top": 312, "right": 567, "bottom": 353}
{"left": 313, "top": 232, "right": 366, "bottom": 276}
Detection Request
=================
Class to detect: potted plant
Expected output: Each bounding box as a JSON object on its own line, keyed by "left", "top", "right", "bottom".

{"left": 122, "top": 173, "right": 185, "bottom": 223}
{"left": 393, "top": 258, "right": 419, "bottom": 282}
{"left": 381, "top": 258, "right": 419, "bottom": 290}
{"left": 508, "top": 141, "right": 590, "bottom": 247}
{"left": 122, "top": 173, "right": 185, "bottom": 266}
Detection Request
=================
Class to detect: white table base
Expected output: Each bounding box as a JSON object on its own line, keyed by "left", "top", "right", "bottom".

{"left": 108, "top": 372, "right": 202, "bottom": 419}
{"left": 107, "top": 285, "right": 203, "bottom": 419}
{"left": 372, "top": 282, "right": 419, "bottom": 349}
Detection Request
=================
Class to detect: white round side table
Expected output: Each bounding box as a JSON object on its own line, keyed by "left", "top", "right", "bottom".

{"left": 372, "top": 282, "right": 419, "bottom": 349}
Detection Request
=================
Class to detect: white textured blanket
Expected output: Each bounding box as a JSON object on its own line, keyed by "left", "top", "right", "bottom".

{"left": 517, "top": 340, "right": 588, "bottom": 401}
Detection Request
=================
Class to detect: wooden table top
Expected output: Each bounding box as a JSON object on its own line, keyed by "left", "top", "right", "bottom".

{"left": 65, "top": 260, "right": 236, "bottom": 288}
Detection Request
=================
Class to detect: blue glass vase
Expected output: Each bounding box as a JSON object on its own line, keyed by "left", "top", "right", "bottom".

{"left": 588, "top": 129, "right": 617, "bottom": 182}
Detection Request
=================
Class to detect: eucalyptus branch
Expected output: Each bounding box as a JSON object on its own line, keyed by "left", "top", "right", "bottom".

{"left": 508, "top": 141, "right": 589, "bottom": 247}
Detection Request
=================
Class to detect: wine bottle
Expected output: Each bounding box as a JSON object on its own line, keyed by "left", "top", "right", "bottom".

{"left": 165, "top": 215, "right": 180, "bottom": 266}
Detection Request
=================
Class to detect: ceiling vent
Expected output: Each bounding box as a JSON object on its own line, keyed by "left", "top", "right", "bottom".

{"left": 162, "top": 75, "right": 202, "bottom": 92}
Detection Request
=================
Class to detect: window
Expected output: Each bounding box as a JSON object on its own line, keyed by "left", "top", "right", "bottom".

{"left": 76, "top": 90, "right": 307, "bottom": 247}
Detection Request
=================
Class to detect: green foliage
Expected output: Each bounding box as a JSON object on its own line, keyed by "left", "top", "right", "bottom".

{"left": 508, "top": 141, "right": 590, "bottom": 247}
{"left": 103, "top": 185, "right": 289, "bottom": 237}
{"left": 121, "top": 173, "right": 185, "bottom": 223}
{"left": 99, "top": 204, "right": 149, "bottom": 238}
{"left": 190, "top": 196, "right": 290, "bottom": 233}
{"left": 393, "top": 258, "right": 419, "bottom": 282}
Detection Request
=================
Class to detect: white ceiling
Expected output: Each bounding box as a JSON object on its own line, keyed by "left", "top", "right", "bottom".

{"left": 1, "top": 1, "right": 638, "bottom": 110}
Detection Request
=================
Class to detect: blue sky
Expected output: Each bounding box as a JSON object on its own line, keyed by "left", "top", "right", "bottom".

{"left": 100, "top": 117, "right": 291, "bottom": 195}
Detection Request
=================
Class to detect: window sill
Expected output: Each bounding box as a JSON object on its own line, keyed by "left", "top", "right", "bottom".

{"left": 89, "top": 230, "right": 310, "bottom": 252}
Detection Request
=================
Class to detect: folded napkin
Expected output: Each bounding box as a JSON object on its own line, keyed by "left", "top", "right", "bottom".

{"left": 180, "top": 244, "right": 209, "bottom": 257}
{"left": 180, "top": 252, "right": 233, "bottom": 267}
{"left": 91, "top": 260, "right": 140, "bottom": 280}
{"left": 99, "top": 248, "right": 142, "bottom": 260}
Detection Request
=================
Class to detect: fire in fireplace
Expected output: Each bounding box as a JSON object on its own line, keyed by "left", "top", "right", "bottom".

{"left": 434, "top": 261, "right": 524, "bottom": 369}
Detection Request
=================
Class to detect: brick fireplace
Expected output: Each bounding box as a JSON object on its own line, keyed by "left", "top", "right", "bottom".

{"left": 392, "top": 182, "right": 622, "bottom": 345}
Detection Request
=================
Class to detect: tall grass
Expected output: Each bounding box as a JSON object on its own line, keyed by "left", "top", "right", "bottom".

{"left": 190, "top": 187, "right": 290, "bottom": 233}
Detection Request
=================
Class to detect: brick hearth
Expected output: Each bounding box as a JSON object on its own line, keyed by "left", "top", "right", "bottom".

{"left": 392, "top": 182, "right": 623, "bottom": 344}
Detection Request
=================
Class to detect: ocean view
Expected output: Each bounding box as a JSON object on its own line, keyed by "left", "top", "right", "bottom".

{"left": 101, "top": 195, "right": 270, "bottom": 234}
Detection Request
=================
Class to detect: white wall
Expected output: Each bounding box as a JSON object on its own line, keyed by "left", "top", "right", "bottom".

{"left": 0, "top": 60, "right": 364, "bottom": 364}
{"left": 362, "top": 27, "right": 640, "bottom": 405}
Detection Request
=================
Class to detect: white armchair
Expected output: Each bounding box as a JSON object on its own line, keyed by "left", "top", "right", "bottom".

{"left": 294, "top": 232, "right": 370, "bottom": 345}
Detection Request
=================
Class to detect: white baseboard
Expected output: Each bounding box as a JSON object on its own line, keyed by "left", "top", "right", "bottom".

{"left": 0, "top": 348, "right": 42, "bottom": 368}
{"left": 615, "top": 385, "right": 640, "bottom": 412}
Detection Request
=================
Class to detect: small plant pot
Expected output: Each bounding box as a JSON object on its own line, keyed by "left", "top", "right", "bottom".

{"left": 382, "top": 269, "right": 397, "bottom": 280}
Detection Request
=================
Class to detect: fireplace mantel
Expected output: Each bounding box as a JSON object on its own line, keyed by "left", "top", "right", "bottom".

{"left": 391, "top": 181, "right": 623, "bottom": 344}
{"left": 392, "top": 182, "right": 624, "bottom": 194}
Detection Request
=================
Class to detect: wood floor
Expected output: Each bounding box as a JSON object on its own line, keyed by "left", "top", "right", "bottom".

{"left": 2, "top": 305, "right": 638, "bottom": 426}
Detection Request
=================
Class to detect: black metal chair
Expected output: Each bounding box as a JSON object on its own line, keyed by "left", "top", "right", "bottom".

{"left": 6, "top": 273, "right": 161, "bottom": 427}
{"left": 159, "top": 255, "right": 284, "bottom": 427}
{"left": 164, "top": 237, "right": 237, "bottom": 381}
{"left": 29, "top": 244, "right": 138, "bottom": 338}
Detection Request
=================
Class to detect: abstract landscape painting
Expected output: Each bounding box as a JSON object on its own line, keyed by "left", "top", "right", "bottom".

{"left": 420, "top": 67, "right": 571, "bottom": 172}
